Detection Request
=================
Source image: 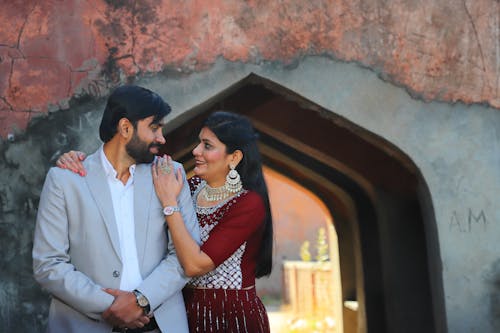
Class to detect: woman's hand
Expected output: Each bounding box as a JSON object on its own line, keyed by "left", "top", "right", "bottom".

{"left": 55, "top": 150, "right": 87, "bottom": 176}
{"left": 152, "top": 155, "right": 183, "bottom": 207}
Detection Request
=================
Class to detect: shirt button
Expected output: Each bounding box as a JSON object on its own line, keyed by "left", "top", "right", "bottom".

{"left": 112, "top": 270, "right": 120, "bottom": 278}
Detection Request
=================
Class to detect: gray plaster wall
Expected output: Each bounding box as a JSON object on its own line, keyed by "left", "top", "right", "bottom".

{"left": 255, "top": 58, "right": 499, "bottom": 332}
{"left": 148, "top": 57, "right": 500, "bottom": 332}
{"left": 0, "top": 56, "right": 498, "bottom": 332}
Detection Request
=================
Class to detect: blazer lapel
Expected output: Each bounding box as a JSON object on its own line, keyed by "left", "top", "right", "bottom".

{"left": 133, "top": 164, "right": 153, "bottom": 271}
{"left": 84, "top": 153, "right": 122, "bottom": 261}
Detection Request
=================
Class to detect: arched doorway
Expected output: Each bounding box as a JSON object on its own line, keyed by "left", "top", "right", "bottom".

{"left": 162, "top": 74, "right": 443, "bottom": 333}
{"left": 261, "top": 166, "right": 343, "bottom": 332}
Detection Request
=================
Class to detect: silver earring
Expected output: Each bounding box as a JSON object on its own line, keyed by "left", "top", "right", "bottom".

{"left": 225, "top": 165, "right": 242, "bottom": 193}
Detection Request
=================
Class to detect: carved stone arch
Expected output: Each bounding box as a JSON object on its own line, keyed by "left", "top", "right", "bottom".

{"left": 163, "top": 73, "right": 444, "bottom": 333}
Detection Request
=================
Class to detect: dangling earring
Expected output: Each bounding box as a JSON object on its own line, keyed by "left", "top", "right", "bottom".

{"left": 203, "top": 165, "right": 243, "bottom": 201}
{"left": 225, "top": 164, "right": 242, "bottom": 193}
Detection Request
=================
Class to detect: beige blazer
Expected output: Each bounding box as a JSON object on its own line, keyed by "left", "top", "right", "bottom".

{"left": 33, "top": 151, "right": 199, "bottom": 333}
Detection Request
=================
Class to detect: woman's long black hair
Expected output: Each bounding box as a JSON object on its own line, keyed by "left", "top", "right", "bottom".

{"left": 203, "top": 111, "right": 273, "bottom": 278}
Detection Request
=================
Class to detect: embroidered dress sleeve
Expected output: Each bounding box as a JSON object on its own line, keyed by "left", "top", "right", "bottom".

{"left": 201, "top": 191, "right": 265, "bottom": 266}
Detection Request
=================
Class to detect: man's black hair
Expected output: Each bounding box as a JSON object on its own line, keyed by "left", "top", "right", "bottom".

{"left": 99, "top": 85, "right": 171, "bottom": 142}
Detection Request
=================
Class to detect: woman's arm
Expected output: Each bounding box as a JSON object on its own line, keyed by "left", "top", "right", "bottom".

{"left": 152, "top": 156, "right": 215, "bottom": 277}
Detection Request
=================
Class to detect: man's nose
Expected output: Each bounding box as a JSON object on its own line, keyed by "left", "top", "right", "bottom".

{"left": 156, "top": 133, "right": 166, "bottom": 144}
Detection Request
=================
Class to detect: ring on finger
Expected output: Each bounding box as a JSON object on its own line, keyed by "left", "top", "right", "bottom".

{"left": 159, "top": 163, "right": 171, "bottom": 174}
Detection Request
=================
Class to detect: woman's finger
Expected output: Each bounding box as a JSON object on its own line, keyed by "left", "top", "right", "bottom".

{"left": 61, "top": 153, "right": 76, "bottom": 171}
{"left": 71, "top": 151, "right": 86, "bottom": 175}
{"left": 176, "top": 166, "right": 182, "bottom": 182}
{"left": 56, "top": 158, "right": 66, "bottom": 169}
{"left": 59, "top": 155, "right": 72, "bottom": 169}
{"left": 155, "top": 158, "right": 160, "bottom": 178}
{"left": 152, "top": 158, "right": 159, "bottom": 179}
{"left": 69, "top": 151, "right": 78, "bottom": 160}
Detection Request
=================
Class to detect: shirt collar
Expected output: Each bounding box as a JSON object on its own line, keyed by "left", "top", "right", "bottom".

{"left": 99, "top": 145, "right": 136, "bottom": 180}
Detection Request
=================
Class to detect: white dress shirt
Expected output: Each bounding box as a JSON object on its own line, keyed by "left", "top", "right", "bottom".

{"left": 100, "top": 146, "right": 142, "bottom": 291}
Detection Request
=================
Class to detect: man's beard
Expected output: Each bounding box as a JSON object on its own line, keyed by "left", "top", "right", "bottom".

{"left": 126, "top": 133, "right": 160, "bottom": 164}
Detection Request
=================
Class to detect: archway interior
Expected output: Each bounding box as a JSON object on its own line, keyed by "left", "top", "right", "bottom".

{"left": 162, "top": 75, "right": 437, "bottom": 333}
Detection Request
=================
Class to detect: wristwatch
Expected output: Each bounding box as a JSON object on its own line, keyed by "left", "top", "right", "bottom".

{"left": 133, "top": 290, "right": 151, "bottom": 315}
{"left": 163, "top": 205, "right": 180, "bottom": 216}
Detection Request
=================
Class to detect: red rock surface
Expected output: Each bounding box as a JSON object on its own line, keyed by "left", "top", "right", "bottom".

{"left": 1, "top": 0, "right": 499, "bottom": 136}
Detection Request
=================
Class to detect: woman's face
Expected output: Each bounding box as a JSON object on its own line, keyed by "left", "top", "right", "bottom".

{"left": 192, "top": 127, "right": 233, "bottom": 186}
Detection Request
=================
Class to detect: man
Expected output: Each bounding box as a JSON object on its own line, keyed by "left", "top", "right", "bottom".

{"left": 33, "top": 85, "right": 199, "bottom": 333}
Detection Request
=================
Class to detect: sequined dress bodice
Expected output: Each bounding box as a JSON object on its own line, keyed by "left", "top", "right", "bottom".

{"left": 187, "top": 178, "right": 247, "bottom": 289}
{"left": 183, "top": 176, "right": 270, "bottom": 333}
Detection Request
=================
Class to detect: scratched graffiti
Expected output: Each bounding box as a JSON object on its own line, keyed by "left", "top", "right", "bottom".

{"left": 449, "top": 208, "right": 488, "bottom": 232}
{"left": 80, "top": 78, "right": 109, "bottom": 99}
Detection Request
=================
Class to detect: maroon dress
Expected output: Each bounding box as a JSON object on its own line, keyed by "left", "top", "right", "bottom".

{"left": 183, "top": 176, "right": 270, "bottom": 333}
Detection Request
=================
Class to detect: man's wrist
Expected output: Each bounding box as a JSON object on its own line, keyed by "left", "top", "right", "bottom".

{"left": 133, "top": 290, "right": 151, "bottom": 315}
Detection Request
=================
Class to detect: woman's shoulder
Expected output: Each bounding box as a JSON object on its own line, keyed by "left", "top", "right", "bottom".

{"left": 232, "top": 190, "right": 265, "bottom": 211}
{"left": 219, "top": 190, "right": 266, "bottom": 227}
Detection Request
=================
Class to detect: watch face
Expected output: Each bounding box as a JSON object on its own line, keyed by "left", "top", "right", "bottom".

{"left": 163, "top": 206, "right": 180, "bottom": 216}
{"left": 138, "top": 295, "right": 148, "bottom": 307}
{"left": 134, "top": 291, "right": 149, "bottom": 308}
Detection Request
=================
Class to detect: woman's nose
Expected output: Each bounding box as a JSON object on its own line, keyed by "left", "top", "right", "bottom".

{"left": 192, "top": 143, "right": 201, "bottom": 156}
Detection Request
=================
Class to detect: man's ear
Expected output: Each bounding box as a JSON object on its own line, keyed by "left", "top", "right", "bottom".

{"left": 118, "top": 118, "right": 133, "bottom": 139}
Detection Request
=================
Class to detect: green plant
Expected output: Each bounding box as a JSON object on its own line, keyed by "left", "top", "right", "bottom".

{"left": 315, "top": 227, "right": 329, "bottom": 262}
{"left": 300, "top": 240, "right": 311, "bottom": 261}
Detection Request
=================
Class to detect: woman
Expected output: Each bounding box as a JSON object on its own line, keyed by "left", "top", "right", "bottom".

{"left": 57, "top": 111, "right": 273, "bottom": 333}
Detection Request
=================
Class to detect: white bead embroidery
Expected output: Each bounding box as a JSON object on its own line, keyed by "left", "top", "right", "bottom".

{"left": 189, "top": 179, "right": 248, "bottom": 289}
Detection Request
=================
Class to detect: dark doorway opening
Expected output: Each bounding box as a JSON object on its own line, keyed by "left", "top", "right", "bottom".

{"left": 162, "top": 74, "right": 444, "bottom": 333}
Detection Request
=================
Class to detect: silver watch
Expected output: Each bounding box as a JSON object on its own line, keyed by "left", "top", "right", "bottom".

{"left": 133, "top": 290, "right": 150, "bottom": 315}
{"left": 163, "top": 205, "right": 180, "bottom": 216}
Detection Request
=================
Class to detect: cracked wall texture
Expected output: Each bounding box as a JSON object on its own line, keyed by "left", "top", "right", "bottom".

{"left": 1, "top": 0, "right": 499, "bottom": 137}
{"left": 1, "top": 1, "right": 500, "bottom": 332}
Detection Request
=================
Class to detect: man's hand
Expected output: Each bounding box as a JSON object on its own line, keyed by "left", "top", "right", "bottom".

{"left": 102, "top": 288, "right": 151, "bottom": 329}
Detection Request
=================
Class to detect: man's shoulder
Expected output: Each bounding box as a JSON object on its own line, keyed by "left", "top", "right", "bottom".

{"left": 46, "top": 165, "right": 77, "bottom": 178}
{"left": 82, "top": 151, "right": 100, "bottom": 166}
{"left": 172, "top": 160, "right": 183, "bottom": 171}
{"left": 43, "top": 167, "right": 84, "bottom": 192}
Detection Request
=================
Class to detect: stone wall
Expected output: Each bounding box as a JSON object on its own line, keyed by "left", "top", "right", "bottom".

{"left": 1, "top": 0, "right": 498, "bottom": 137}
{"left": 0, "top": 1, "right": 499, "bottom": 332}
